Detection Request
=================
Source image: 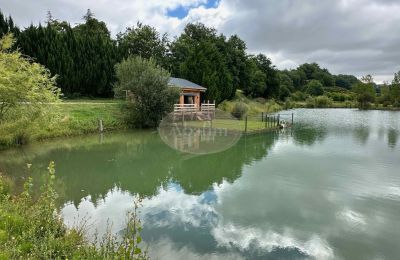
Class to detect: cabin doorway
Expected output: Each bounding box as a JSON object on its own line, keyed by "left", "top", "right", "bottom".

{"left": 184, "top": 95, "right": 194, "bottom": 104}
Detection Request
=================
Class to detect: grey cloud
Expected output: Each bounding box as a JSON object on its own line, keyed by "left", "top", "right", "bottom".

{"left": 218, "top": 0, "right": 400, "bottom": 80}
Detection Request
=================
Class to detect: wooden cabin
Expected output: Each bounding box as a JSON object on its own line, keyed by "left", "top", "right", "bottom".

{"left": 168, "top": 77, "right": 207, "bottom": 109}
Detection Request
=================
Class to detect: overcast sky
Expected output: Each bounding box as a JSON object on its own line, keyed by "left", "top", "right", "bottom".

{"left": 1, "top": 0, "right": 399, "bottom": 82}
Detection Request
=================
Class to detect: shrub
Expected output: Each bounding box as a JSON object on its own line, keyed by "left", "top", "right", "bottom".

{"left": 315, "top": 96, "right": 332, "bottom": 108}
{"left": 290, "top": 91, "right": 307, "bottom": 101}
{"left": 305, "top": 97, "right": 316, "bottom": 108}
{"left": 0, "top": 34, "right": 60, "bottom": 146}
{"left": 231, "top": 102, "right": 248, "bottom": 119}
{"left": 284, "top": 99, "right": 294, "bottom": 110}
{"left": 114, "top": 56, "right": 180, "bottom": 128}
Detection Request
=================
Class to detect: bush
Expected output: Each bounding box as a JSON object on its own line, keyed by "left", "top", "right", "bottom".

{"left": 0, "top": 34, "right": 60, "bottom": 147}
{"left": 305, "top": 97, "right": 316, "bottom": 108}
{"left": 315, "top": 96, "right": 332, "bottom": 108}
{"left": 284, "top": 99, "right": 294, "bottom": 109}
{"left": 114, "top": 56, "right": 180, "bottom": 128}
{"left": 290, "top": 91, "right": 307, "bottom": 101}
{"left": 231, "top": 102, "right": 248, "bottom": 119}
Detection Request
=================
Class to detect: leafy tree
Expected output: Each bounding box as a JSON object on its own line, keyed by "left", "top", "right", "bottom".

{"left": 170, "top": 23, "right": 234, "bottom": 103}
{"left": 117, "top": 22, "right": 168, "bottom": 67}
{"left": 254, "top": 54, "right": 280, "bottom": 98}
{"left": 16, "top": 10, "right": 117, "bottom": 97}
{"left": 335, "top": 74, "right": 359, "bottom": 89}
{"left": 353, "top": 75, "right": 376, "bottom": 109}
{"left": 278, "top": 71, "right": 294, "bottom": 99}
{"left": 390, "top": 71, "right": 400, "bottom": 106}
{"left": 225, "top": 35, "right": 248, "bottom": 92}
{"left": 0, "top": 10, "right": 19, "bottom": 37}
{"left": 297, "top": 63, "right": 334, "bottom": 87}
{"left": 305, "top": 80, "right": 324, "bottom": 96}
{"left": 242, "top": 57, "right": 266, "bottom": 97}
{"left": 0, "top": 34, "right": 60, "bottom": 145}
{"left": 114, "top": 56, "right": 179, "bottom": 128}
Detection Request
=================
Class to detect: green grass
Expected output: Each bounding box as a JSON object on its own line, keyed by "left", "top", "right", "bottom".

{"left": 0, "top": 99, "right": 126, "bottom": 149}
{"left": 34, "top": 101, "right": 126, "bottom": 139}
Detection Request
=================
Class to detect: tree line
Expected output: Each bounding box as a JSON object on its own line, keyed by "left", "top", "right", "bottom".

{"left": 1, "top": 9, "right": 399, "bottom": 107}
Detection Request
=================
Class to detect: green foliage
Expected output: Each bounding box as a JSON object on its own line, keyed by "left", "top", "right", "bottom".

{"left": 231, "top": 102, "right": 248, "bottom": 119}
{"left": 117, "top": 22, "right": 168, "bottom": 67}
{"left": 334, "top": 74, "right": 359, "bottom": 89}
{"left": 290, "top": 91, "right": 308, "bottom": 101}
{"left": 170, "top": 23, "right": 234, "bottom": 103}
{"left": 305, "top": 80, "right": 324, "bottom": 96}
{"left": 114, "top": 56, "right": 179, "bottom": 128}
{"left": 0, "top": 11, "right": 19, "bottom": 38}
{"left": 297, "top": 63, "right": 334, "bottom": 87}
{"left": 16, "top": 9, "right": 118, "bottom": 97}
{"left": 353, "top": 76, "right": 376, "bottom": 109}
{"left": 219, "top": 91, "right": 282, "bottom": 115}
{"left": 305, "top": 96, "right": 333, "bottom": 108}
{"left": 0, "top": 34, "right": 61, "bottom": 145}
{"left": 0, "top": 162, "right": 148, "bottom": 259}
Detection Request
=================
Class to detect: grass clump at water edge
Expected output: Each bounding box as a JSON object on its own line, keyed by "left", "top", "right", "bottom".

{"left": 0, "top": 162, "right": 148, "bottom": 259}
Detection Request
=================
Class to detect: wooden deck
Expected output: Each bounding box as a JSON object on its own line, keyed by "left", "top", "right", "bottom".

{"left": 173, "top": 103, "right": 216, "bottom": 121}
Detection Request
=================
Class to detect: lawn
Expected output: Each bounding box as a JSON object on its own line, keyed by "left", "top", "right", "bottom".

{"left": 0, "top": 99, "right": 126, "bottom": 148}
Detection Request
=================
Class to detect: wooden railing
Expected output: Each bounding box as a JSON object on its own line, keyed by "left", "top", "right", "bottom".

{"left": 173, "top": 102, "right": 215, "bottom": 113}
{"left": 200, "top": 103, "right": 215, "bottom": 112}
{"left": 174, "top": 104, "right": 198, "bottom": 112}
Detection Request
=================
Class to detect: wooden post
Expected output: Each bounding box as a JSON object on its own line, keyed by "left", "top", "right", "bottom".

{"left": 265, "top": 114, "right": 267, "bottom": 128}
{"left": 261, "top": 112, "right": 264, "bottom": 122}
{"left": 99, "top": 119, "right": 104, "bottom": 132}
{"left": 245, "top": 115, "right": 248, "bottom": 133}
{"left": 291, "top": 113, "right": 294, "bottom": 125}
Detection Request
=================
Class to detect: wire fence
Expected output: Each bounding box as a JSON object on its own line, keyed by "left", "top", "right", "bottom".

{"left": 232, "top": 112, "right": 294, "bottom": 133}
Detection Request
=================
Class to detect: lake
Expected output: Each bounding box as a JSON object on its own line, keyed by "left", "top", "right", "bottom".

{"left": 1, "top": 108, "right": 399, "bottom": 259}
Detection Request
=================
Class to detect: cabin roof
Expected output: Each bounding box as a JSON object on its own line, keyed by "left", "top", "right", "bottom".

{"left": 168, "top": 77, "right": 206, "bottom": 91}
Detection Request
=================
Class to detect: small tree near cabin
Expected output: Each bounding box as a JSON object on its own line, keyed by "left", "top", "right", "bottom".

{"left": 114, "top": 56, "right": 179, "bottom": 128}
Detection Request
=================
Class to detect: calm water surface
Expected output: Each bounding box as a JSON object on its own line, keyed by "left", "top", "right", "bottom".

{"left": 1, "top": 109, "right": 400, "bottom": 259}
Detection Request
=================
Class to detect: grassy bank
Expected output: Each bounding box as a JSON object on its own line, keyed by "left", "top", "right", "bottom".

{"left": 219, "top": 90, "right": 283, "bottom": 117}
{"left": 0, "top": 162, "right": 147, "bottom": 259}
{"left": 0, "top": 100, "right": 126, "bottom": 149}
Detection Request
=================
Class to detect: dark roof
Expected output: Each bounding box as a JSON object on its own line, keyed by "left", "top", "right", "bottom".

{"left": 168, "top": 77, "right": 206, "bottom": 91}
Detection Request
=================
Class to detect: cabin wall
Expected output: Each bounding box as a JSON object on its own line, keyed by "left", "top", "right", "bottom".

{"left": 179, "top": 88, "right": 203, "bottom": 108}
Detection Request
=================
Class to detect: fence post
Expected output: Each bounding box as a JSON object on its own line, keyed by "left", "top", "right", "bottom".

{"left": 265, "top": 115, "right": 267, "bottom": 128}
{"left": 261, "top": 112, "right": 264, "bottom": 122}
{"left": 245, "top": 115, "right": 248, "bottom": 133}
{"left": 291, "top": 113, "right": 294, "bottom": 125}
{"left": 98, "top": 119, "right": 104, "bottom": 132}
